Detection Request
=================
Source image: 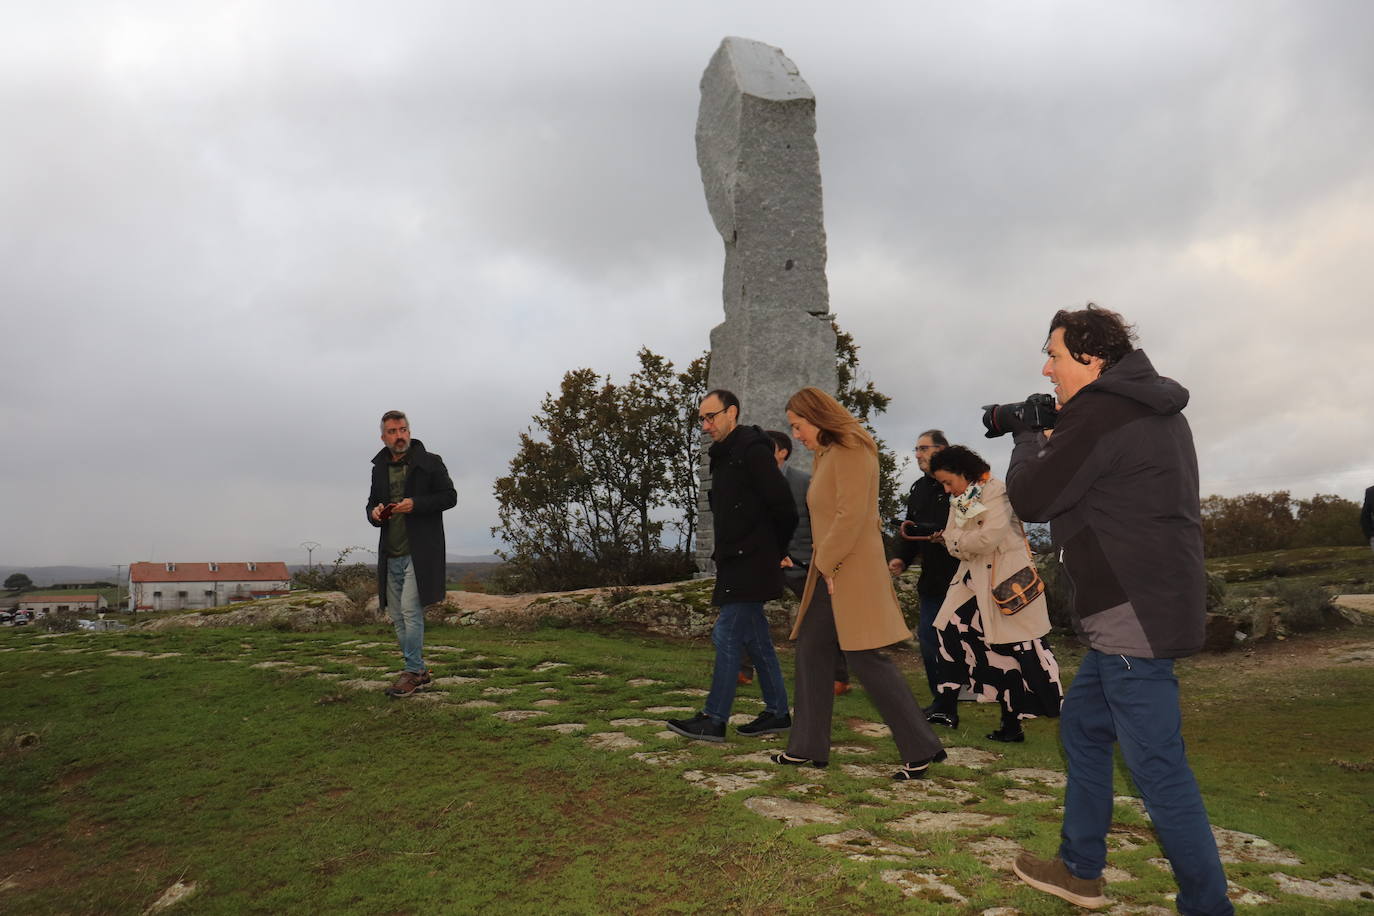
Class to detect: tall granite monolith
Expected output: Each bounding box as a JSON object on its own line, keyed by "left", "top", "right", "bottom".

{"left": 694, "top": 37, "right": 839, "bottom": 573}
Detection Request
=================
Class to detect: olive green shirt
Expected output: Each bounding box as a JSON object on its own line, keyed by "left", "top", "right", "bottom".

{"left": 385, "top": 460, "right": 411, "bottom": 558}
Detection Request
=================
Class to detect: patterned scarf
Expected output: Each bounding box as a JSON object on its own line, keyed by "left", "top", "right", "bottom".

{"left": 950, "top": 474, "right": 992, "bottom": 527}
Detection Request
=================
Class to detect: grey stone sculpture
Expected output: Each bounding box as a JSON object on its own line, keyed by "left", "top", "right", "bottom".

{"left": 694, "top": 37, "right": 839, "bottom": 573}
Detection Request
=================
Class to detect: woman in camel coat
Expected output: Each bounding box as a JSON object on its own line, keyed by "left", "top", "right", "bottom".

{"left": 927, "top": 445, "right": 1062, "bottom": 742}
{"left": 771, "top": 387, "right": 946, "bottom": 779}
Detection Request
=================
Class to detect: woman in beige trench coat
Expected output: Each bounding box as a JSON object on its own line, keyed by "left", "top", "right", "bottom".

{"left": 926, "top": 445, "right": 1062, "bottom": 742}
{"left": 771, "top": 387, "right": 946, "bottom": 779}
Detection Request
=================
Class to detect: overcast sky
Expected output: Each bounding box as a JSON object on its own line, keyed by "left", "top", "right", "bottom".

{"left": 4, "top": 1, "right": 1371, "bottom": 569}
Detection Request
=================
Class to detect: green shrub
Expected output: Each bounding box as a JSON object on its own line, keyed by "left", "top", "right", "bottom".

{"left": 1273, "top": 579, "right": 1332, "bottom": 632}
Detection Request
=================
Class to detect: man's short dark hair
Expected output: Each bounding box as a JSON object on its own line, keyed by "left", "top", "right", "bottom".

{"left": 765, "top": 429, "right": 792, "bottom": 458}
{"left": 919, "top": 429, "right": 949, "bottom": 447}
{"left": 1048, "top": 303, "right": 1137, "bottom": 371}
{"left": 380, "top": 410, "right": 408, "bottom": 431}
{"left": 705, "top": 389, "right": 740, "bottom": 414}
{"left": 929, "top": 445, "right": 991, "bottom": 480}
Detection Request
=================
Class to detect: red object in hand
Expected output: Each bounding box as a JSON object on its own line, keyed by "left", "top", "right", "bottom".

{"left": 378, "top": 503, "right": 397, "bottom": 521}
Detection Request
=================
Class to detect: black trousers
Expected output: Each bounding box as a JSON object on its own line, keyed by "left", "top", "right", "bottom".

{"left": 785, "top": 585, "right": 944, "bottom": 763}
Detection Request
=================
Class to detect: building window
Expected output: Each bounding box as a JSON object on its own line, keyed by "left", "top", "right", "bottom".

{"left": 58, "top": 605, "right": 69, "bottom": 612}
{"left": 153, "top": 591, "right": 162, "bottom": 598}
{"left": 204, "top": 590, "right": 214, "bottom": 597}
{"left": 177, "top": 591, "right": 188, "bottom": 598}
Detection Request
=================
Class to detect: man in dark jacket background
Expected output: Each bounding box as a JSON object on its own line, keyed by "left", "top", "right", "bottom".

{"left": 368, "top": 410, "right": 457, "bottom": 698}
{"left": 1361, "top": 485, "right": 1374, "bottom": 552}
{"left": 889, "top": 429, "right": 959, "bottom": 700}
{"left": 667, "top": 389, "right": 798, "bottom": 743}
{"left": 1003, "top": 306, "right": 1232, "bottom": 915}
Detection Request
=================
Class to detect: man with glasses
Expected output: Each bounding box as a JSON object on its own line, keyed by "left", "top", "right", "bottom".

{"left": 667, "top": 389, "right": 798, "bottom": 742}
{"left": 889, "top": 430, "right": 959, "bottom": 702}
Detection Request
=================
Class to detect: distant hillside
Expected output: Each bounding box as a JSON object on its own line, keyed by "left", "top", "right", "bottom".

{"left": 0, "top": 565, "right": 122, "bottom": 587}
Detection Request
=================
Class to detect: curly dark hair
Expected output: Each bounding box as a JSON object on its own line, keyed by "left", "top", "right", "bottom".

{"left": 1047, "top": 303, "right": 1137, "bottom": 371}
{"left": 928, "top": 445, "right": 990, "bottom": 481}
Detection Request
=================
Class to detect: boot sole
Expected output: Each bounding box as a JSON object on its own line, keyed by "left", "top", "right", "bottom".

{"left": 737, "top": 725, "right": 791, "bottom": 736}
{"left": 1012, "top": 861, "right": 1108, "bottom": 909}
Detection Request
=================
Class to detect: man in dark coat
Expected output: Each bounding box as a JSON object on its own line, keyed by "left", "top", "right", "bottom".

{"left": 367, "top": 410, "right": 457, "bottom": 698}
{"left": 1004, "top": 305, "right": 1232, "bottom": 915}
{"left": 1362, "top": 486, "right": 1374, "bottom": 552}
{"left": 667, "top": 389, "right": 798, "bottom": 743}
{"left": 889, "top": 429, "right": 959, "bottom": 699}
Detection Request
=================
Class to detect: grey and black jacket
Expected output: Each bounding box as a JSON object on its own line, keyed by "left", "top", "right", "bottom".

{"left": 1006, "top": 350, "right": 1206, "bottom": 658}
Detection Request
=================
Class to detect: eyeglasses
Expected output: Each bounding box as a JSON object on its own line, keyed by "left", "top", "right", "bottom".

{"left": 699, "top": 408, "right": 729, "bottom": 425}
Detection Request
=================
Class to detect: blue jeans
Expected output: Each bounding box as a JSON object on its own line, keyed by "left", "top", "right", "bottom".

{"left": 1059, "top": 650, "right": 1233, "bottom": 916}
{"left": 385, "top": 555, "right": 425, "bottom": 674}
{"left": 703, "top": 602, "right": 789, "bottom": 723}
{"left": 916, "top": 593, "right": 943, "bottom": 699}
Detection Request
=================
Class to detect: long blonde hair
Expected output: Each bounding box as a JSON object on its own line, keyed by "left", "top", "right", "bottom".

{"left": 786, "top": 387, "right": 876, "bottom": 453}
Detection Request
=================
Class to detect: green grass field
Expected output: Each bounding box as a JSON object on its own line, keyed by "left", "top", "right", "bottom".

{"left": 2, "top": 620, "right": 1372, "bottom": 914}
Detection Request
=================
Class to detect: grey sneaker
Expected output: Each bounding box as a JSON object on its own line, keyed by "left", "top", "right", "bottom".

{"left": 1012, "top": 852, "right": 1108, "bottom": 909}
{"left": 736, "top": 711, "right": 792, "bottom": 737}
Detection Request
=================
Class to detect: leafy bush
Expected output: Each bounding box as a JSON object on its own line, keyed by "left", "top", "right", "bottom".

{"left": 35, "top": 612, "right": 80, "bottom": 633}
{"left": 293, "top": 548, "right": 377, "bottom": 617}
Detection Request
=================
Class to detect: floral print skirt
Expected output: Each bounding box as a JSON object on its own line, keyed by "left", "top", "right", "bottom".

{"left": 934, "top": 596, "right": 1063, "bottom": 719}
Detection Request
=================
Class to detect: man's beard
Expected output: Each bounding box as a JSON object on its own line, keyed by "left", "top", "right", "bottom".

{"left": 391, "top": 440, "right": 409, "bottom": 455}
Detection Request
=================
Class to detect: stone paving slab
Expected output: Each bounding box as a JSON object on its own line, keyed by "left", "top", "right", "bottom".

{"left": 609, "top": 717, "right": 660, "bottom": 727}
{"left": 866, "top": 780, "right": 976, "bottom": 805}
{"left": 1000, "top": 767, "right": 1067, "bottom": 788}
{"left": 586, "top": 732, "right": 642, "bottom": 750}
{"left": 433, "top": 676, "right": 481, "bottom": 686}
{"left": 814, "top": 828, "right": 922, "bottom": 862}
{"left": 743, "top": 795, "right": 844, "bottom": 825}
{"left": 493, "top": 710, "right": 547, "bottom": 722}
{"left": 879, "top": 869, "right": 966, "bottom": 903}
{"left": 630, "top": 750, "right": 692, "bottom": 767}
{"left": 645, "top": 706, "right": 694, "bottom": 714}
{"left": 943, "top": 747, "right": 1000, "bottom": 769}
{"left": 887, "top": 810, "right": 1007, "bottom": 833}
{"left": 684, "top": 770, "right": 773, "bottom": 797}
{"left": 626, "top": 678, "right": 663, "bottom": 687}
{"left": 458, "top": 699, "right": 500, "bottom": 708}
{"left": 1270, "top": 872, "right": 1374, "bottom": 901}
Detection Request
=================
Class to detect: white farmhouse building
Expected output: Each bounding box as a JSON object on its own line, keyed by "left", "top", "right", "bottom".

{"left": 129, "top": 561, "right": 291, "bottom": 612}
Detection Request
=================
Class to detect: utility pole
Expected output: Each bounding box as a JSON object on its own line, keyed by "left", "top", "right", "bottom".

{"left": 112, "top": 564, "right": 123, "bottom": 612}
{"left": 301, "top": 541, "right": 320, "bottom": 569}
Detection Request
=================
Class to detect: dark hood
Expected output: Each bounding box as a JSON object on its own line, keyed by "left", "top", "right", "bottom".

{"left": 1085, "top": 350, "right": 1189, "bottom": 416}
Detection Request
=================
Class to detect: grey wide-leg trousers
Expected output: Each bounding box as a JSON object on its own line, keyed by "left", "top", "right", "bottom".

{"left": 786, "top": 586, "right": 944, "bottom": 763}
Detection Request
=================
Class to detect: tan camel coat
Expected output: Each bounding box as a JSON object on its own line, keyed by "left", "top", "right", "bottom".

{"left": 790, "top": 440, "right": 913, "bottom": 651}
{"left": 934, "top": 476, "right": 1051, "bottom": 645}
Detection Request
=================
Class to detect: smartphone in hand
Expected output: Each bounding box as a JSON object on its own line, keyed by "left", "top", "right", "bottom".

{"left": 378, "top": 503, "right": 398, "bottom": 521}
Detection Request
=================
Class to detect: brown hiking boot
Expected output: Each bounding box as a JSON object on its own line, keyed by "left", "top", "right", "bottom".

{"left": 1012, "top": 852, "right": 1108, "bottom": 909}
{"left": 415, "top": 668, "right": 432, "bottom": 686}
{"left": 385, "top": 671, "right": 422, "bottom": 698}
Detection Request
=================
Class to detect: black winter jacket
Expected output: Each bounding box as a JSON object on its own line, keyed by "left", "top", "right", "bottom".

{"left": 367, "top": 439, "right": 457, "bottom": 608}
{"left": 894, "top": 474, "right": 959, "bottom": 599}
{"left": 1006, "top": 350, "right": 1205, "bottom": 658}
{"left": 708, "top": 425, "right": 799, "bottom": 606}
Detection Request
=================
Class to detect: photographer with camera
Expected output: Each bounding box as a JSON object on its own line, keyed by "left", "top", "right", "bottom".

{"left": 992, "top": 305, "right": 1232, "bottom": 914}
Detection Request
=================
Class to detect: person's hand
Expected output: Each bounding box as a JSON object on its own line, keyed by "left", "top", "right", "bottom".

{"left": 391, "top": 498, "right": 415, "bottom": 515}
{"left": 780, "top": 557, "right": 794, "bottom": 569}
{"left": 929, "top": 530, "right": 945, "bottom": 544}
{"left": 888, "top": 558, "right": 905, "bottom": 577}
{"left": 823, "top": 574, "right": 835, "bottom": 595}
{"left": 370, "top": 503, "right": 386, "bottom": 522}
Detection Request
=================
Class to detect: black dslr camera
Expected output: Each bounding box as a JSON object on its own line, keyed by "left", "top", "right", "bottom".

{"left": 981, "top": 393, "right": 1058, "bottom": 438}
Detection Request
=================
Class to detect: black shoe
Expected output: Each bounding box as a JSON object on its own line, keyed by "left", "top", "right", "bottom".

{"left": 770, "top": 752, "right": 827, "bottom": 768}
{"left": 894, "top": 749, "right": 948, "bottom": 780}
{"left": 666, "top": 713, "right": 726, "bottom": 743}
{"left": 737, "top": 711, "right": 792, "bottom": 737}
{"left": 987, "top": 723, "right": 1025, "bottom": 743}
{"left": 926, "top": 710, "right": 958, "bottom": 729}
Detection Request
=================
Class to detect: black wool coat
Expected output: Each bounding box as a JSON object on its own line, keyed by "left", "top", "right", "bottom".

{"left": 367, "top": 439, "right": 457, "bottom": 608}
{"left": 708, "top": 425, "right": 799, "bottom": 606}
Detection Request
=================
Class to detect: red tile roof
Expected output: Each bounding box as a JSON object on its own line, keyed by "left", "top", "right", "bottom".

{"left": 129, "top": 562, "right": 290, "bottom": 583}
